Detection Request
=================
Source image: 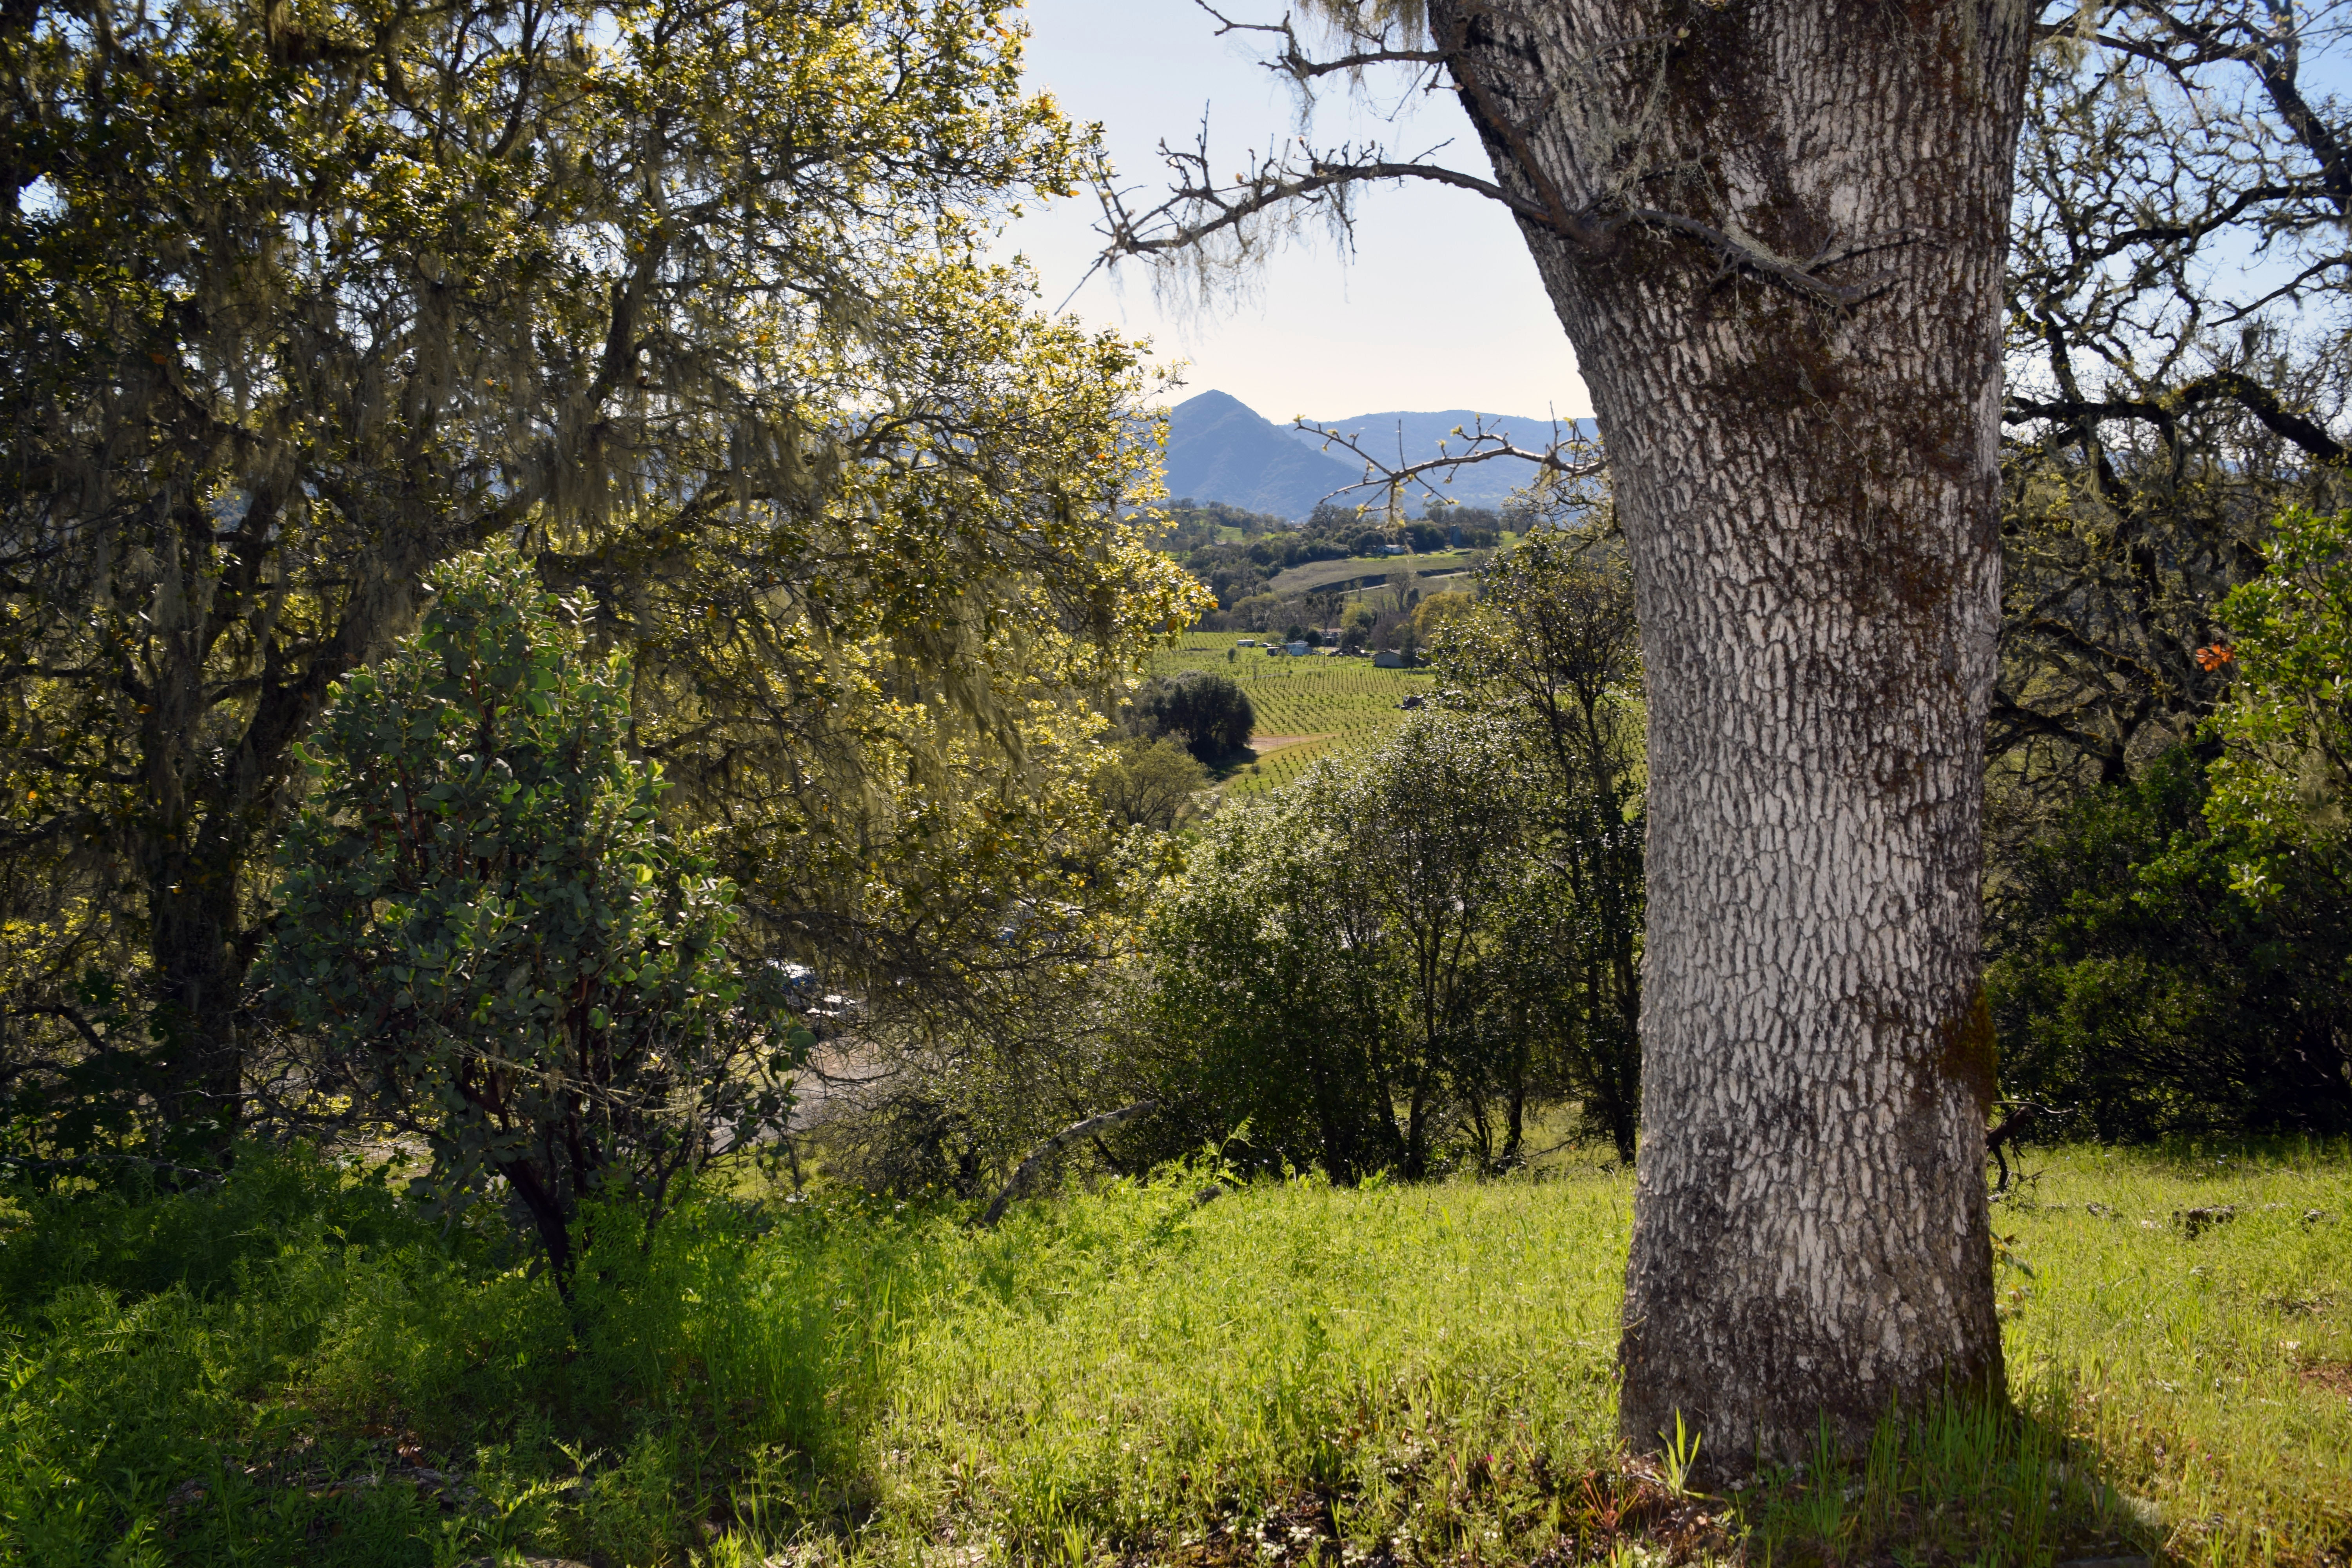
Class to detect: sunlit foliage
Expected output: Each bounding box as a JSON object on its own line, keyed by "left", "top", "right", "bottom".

{"left": 0, "top": 0, "right": 1205, "bottom": 1169}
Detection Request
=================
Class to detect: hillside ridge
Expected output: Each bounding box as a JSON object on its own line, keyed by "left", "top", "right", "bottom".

{"left": 1165, "top": 389, "right": 1595, "bottom": 517}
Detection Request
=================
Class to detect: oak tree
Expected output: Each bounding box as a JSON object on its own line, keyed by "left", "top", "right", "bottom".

{"left": 1996, "top": 1, "right": 2352, "bottom": 796}
{"left": 1107, "top": 0, "right": 2033, "bottom": 1463}
{"left": 0, "top": 0, "right": 1200, "bottom": 1166}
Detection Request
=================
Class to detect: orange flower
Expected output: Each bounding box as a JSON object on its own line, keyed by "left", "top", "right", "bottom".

{"left": 2194, "top": 643, "right": 2236, "bottom": 671}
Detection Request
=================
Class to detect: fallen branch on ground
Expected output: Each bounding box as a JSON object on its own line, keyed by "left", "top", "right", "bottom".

{"left": 978, "top": 1101, "right": 1158, "bottom": 1228}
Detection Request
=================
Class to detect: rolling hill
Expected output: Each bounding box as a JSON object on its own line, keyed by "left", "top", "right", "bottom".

{"left": 1163, "top": 388, "right": 1595, "bottom": 516}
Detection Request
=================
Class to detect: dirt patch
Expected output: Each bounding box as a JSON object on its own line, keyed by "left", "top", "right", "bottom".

{"left": 2297, "top": 1359, "right": 2352, "bottom": 1398}
{"left": 1247, "top": 733, "right": 1334, "bottom": 755}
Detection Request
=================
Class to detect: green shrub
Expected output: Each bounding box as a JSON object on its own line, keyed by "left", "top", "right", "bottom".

{"left": 1986, "top": 746, "right": 2352, "bottom": 1137}
{"left": 258, "top": 547, "right": 807, "bottom": 1284}
{"left": 1138, "top": 711, "right": 1557, "bottom": 1178}
{"left": 2205, "top": 502, "right": 2352, "bottom": 891}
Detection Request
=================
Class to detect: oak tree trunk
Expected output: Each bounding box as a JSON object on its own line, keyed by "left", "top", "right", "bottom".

{"left": 1434, "top": 0, "right": 2031, "bottom": 1465}
{"left": 130, "top": 497, "right": 433, "bottom": 1162}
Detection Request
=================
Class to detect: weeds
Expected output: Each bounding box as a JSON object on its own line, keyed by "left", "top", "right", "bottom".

{"left": 1, "top": 1143, "right": 2347, "bottom": 1565}
{"left": 1658, "top": 1414, "right": 1700, "bottom": 1499}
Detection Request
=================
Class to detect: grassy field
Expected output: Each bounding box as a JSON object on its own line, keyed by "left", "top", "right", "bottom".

{"left": 2, "top": 1143, "right": 2347, "bottom": 1566}
{"left": 1149, "top": 633, "right": 1439, "bottom": 796}
{"left": 1264, "top": 551, "right": 1488, "bottom": 597}
{"left": 1989, "top": 1147, "right": 2352, "bottom": 1564}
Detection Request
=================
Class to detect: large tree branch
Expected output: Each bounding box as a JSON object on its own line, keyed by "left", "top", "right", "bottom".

{"left": 2005, "top": 370, "right": 2347, "bottom": 463}
{"left": 1092, "top": 11, "right": 1900, "bottom": 310}
{"left": 1431, "top": 7, "right": 1613, "bottom": 250}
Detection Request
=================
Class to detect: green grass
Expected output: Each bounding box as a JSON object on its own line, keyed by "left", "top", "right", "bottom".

{"left": 1995, "top": 1147, "right": 2352, "bottom": 1563}
{"left": 1263, "top": 552, "right": 1485, "bottom": 597}
{"left": 1150, "top": 633, "right": 1438, "bottom": 796}
{"left": 3, "top": 1143, "right": 2349, "bottom": 1566}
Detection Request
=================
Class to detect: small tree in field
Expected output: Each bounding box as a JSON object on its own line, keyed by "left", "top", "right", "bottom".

{"left": 1430, "top": 537, "right": 1646, "bottom": 1163}
{"left": 261, "top": 549, "right": 806, "bottom": 1288}
{"left": 1142, "top": 711, "right": 1544, "bottom": 1178}
{"left": 1131, "top": 673, "right": 1257, "bottom": 762}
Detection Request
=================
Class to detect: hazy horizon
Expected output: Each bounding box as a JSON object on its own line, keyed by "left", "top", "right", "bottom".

{"left": 999, "top": 0, "right": 1597, "bottom": 425}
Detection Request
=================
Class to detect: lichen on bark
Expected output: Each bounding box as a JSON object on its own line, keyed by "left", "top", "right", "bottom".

{"left": 1425, "top": 0, "right": 2030, "bottom": 1470}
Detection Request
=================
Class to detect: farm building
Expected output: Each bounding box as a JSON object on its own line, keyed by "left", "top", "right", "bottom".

{"left": 1372, "top": 650, "right": 1408, "bottom": 668}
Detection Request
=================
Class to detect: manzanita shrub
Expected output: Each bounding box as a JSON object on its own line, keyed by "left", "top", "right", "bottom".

{"left": 261, "top": 546, "right": 809, "bottom": 1287}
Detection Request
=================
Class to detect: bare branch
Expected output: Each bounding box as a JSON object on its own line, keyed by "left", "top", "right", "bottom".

{"left": 1190, "top": 0, "right": 1446, "bottom": 81}
{"left": 2005, "top": 370, "right": 2349, "bottom": 464}
{"left": 1096, "top": 135, "right": 1557, "bottom": 263}
{"left": 2114, "top": 0, "right": 2352, "bottom": 217}
{"left": 1297, "top": 414, "right": 1606, "bottom": 510}
{"left": 1986, "top": 1099, "right": 2060, "bottom": 1197}
{"left": 978, "top": 1100, "right": 1158, "bottom": 1227}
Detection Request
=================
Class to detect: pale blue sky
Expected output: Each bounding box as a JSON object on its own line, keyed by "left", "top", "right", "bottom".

{"left": 999, "top": 0, "right": 1595, "bottom": 421}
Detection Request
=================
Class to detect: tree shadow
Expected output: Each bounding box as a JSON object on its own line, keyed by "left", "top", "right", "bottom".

{"left": 1716, "top": 1395, "right": 2163, "bottom": 1566}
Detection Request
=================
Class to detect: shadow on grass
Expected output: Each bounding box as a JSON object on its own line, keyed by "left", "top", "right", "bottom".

{"left": 0, "top": 1154, "right": 2194, "bottom": 1568}
{"left": 925, "top": 1393, "right": 2161, "bottom": 1568}
{"left": 1713, "top": 1397, "right": 2161, "bottom": 1567}
{"left": 1149, "top": 1397, "right": 2159, "bottom": 1568}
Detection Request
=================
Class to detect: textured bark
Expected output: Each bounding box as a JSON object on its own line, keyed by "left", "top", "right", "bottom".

{"left": 1429, "top": 0, "right": 2031, "bottom": 1466}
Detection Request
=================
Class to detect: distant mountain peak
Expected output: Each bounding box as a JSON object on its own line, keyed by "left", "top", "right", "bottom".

{"left": 1160, "top": 390, "right": 1358, "bottom": 521}
{"left": 1163, "top": 390, "right": 1592, "bottom": 518}
{"left": 1173, "top": 388, "right": 1254, "bottom": 414}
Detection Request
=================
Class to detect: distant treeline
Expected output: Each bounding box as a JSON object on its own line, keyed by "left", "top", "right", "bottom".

{"left": 1142, "top": 498, "right": 1512, "bottom": 615}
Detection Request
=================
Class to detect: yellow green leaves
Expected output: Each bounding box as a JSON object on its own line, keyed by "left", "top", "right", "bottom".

{"left": 2, "top": 0, "right": 1207, "bottom": 1172}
